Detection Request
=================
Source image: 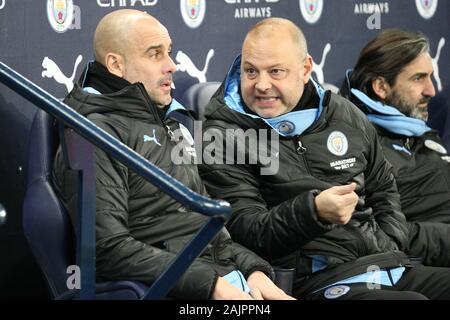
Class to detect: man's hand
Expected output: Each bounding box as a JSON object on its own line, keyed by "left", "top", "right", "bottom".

{"left": 212, "top": 276, "right": 254, "bottom": 300}
{"left": 315, "top": 183, "right": 358, "bottom": 225}
{"left": 246, "top": 271, "right": 296, "bottom": 300}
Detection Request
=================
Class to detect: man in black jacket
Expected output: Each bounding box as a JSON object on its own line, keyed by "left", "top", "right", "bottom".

{"left": 341, "top": 29, "right": 450, "bottom": 224}
{"left": 52, "top": 9, "right": 294, "bottom": 300}
{"left": 199, "top": 18, "right": 450, "bottom": 299}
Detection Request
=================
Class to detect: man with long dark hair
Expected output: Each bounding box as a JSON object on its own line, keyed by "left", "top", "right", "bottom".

{"left": 341, "top": 29, "right": 450, "bottom": 224}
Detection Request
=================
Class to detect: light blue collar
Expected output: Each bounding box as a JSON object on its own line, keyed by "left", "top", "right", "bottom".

{"left": 82, "top": 86, "right": 185, "bottom": 118}
{"left": 83, "top": 86, "right": 101, "bottom": 95}
{"left": 223, "top": 55, "right": 325, "bottom": 137}
{"left": 81, "top": 60, "right": 95, "bottom": 87}
{"left": 165, "top": 98, "right": 186, "bottom": 118}
{"left": 351, "top": 88, "right": 431, "bottom": 137}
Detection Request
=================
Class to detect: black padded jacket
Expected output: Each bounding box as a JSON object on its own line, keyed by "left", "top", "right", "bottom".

{"left": 199, "top": 78, "right": 412, "bottom": 295}
{"left": 52, "top": 63, "right": 274, "bottom": 300}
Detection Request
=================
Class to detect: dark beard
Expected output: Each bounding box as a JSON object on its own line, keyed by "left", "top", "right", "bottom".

{"left": 385, "top": 91, "right": 430, "bottom": 121}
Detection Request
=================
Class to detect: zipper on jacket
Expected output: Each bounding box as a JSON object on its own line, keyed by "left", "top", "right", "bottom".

{"left": 296, "top": 139, "right": 307, "bottom": 154}
{"left": 404, "top": 138, "right": 411, "bottom": 150}
{"left": 137, "top": 84, "right": 175, "bottom": 141}
{"left": 165, "top": 124, "right": 175, "bottom": 141}
{"left": 347, "top": 225, "right": 369, "bottom": 256}
{"left": 295, "top": 136, "right": 312, "bottom": 175}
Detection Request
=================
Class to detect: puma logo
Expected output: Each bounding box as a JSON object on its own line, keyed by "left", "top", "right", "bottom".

{"left": 392, "top": 144, "right": 412, "bottom": 156}
{"left": 312, "top": 43, "right": 331, "bottom": 85}
{"left": 143, "top": 129, "right": 161, "bottom": 146}
{"left": 41, "top": 54, "right": 83, "bottom": 93}
{"left": 432, "top": 37, "right": 445, "bottom": 92}
{"left": 312, "top": 43, "right": 338, "bottom": 93}
{"left": 175, "top": 49, "right": 214, "bottom": 83}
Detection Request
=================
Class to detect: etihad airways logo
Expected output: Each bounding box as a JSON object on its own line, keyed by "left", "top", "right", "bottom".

{"left": 224, "top": 0, "right": 279, "bottom": 19}
{"left": 353, "top": 2, "right": 389, "bottom": 14}
{"left": 353, "top": 2, "right": 389, "bottom": 30}
{"left": 96, "top": 0, "right": 158, "bottom": 7}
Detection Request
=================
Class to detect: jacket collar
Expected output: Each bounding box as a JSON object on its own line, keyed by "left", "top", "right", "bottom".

{"left": 76, "top": 61, "right": 185, "bottom": 120}
{"left": 80, "top": 60, "right": 131, "bottom": 94}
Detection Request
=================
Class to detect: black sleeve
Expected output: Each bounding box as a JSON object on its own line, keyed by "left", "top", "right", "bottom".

{"left": 200, "top": 136, "right": 333, "bottom": 261}
{"left": 407, "top": 222, "right": 450, "bottom": 267}
{"left": 219, "top": 227, "right": 275, "bottom": 280}
{"left": 55, "top": 118, "right": 220, "bottom": 300}
{"left": 363, "top": 120, "right": 409, "bottom": 251}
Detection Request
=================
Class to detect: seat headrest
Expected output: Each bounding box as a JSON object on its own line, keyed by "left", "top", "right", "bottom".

{"left": 181, "top": 82, "right": 221, "bottom": 120}
{"left": 27, "top": 110, "right": 58, "bottom": 187}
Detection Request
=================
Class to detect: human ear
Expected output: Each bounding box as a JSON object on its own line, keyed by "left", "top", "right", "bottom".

{"left": 105, "top": 53, "right": 125, "bottom": 78}
{"left": 371, "top": 77, "right": 389, "bottom": 100}
{"left": 302, "top": 54, "right": 313, "bottom": 84}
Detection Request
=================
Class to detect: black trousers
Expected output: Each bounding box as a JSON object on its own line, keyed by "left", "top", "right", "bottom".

{"left": 306, "top": 265, "right": 450, "bottom": 300}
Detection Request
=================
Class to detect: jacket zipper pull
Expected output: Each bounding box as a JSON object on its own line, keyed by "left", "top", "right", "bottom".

{"left": 405, "top": 138, "right": 410, "bottom": 150}
{"left": 165, "top": 125, "right": 176, "bottom": 141}
{"left": 296, "top": 139, "right": 306, "bottom": 154}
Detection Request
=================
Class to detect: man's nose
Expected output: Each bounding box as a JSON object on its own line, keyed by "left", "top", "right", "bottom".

{"left": 424, "top": 77, "right": 436, "bottom": 98}
{"left": 165, "top": 55, "right": 177, "bottom": 73}
{"left": 255, "top": 73, "right": 272, "bottom": 92}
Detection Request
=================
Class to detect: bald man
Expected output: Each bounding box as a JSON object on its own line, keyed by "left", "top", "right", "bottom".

{"left": 53, "top": 10, "right": 294, "bottom": 300}
{"left": 199, "top": 17, "right": 450, "bottom": 300}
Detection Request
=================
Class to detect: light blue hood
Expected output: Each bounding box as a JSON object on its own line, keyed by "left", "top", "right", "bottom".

{"left": 351, "top": 88, "right": 431, "bottom": 137}
{"left": 223, "top": 55, "right": 326, "bottom": 137}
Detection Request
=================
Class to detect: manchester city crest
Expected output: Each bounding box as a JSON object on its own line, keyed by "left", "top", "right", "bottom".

{"left": 299, "top": 0, "right": 323, "bottom": 24}
{"left": 415, "top": 0, "right": 438, "bottom": 19}
{"left": 47, "top": 0, "right": 74, "bottom": 33}
{"left": 327, "top": 131, "right": 348, "bottom": 156}
{"left": 180, "top": 0, "right": 206, "bottom": 29}
{"left": 424, "top": 139, "right": 447, "bottom": 154}
{"left": 324, "top": 285, "right": 350, "bottom": 299}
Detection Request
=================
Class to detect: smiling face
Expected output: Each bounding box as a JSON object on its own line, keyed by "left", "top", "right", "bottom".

{"left": 121, "top": 18, "right": 176, "bottom": 107}
{"left": 383, "top": 52, "right": 436, "bottom": 121}
{"left": 240, "top": 24, "right": 313, "bottom": 119}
